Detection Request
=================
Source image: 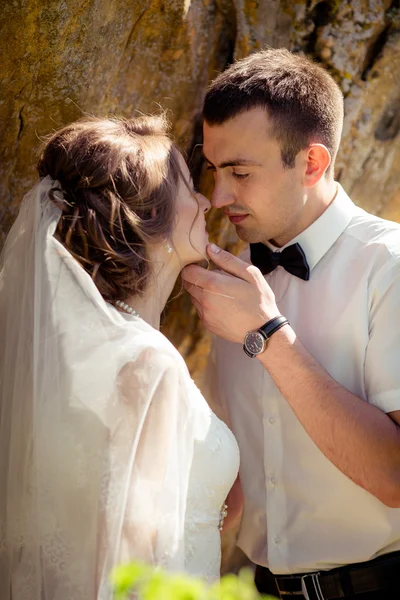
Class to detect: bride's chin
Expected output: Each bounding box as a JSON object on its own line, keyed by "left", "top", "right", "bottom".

{"left": 183, "top": 245, "right": 209, "bottom": 269}
{"left": 193, "top": 239, "right": 209, "bottom": 262}
{"left": 197, "top": 242, "right": 210, "bottom": 264}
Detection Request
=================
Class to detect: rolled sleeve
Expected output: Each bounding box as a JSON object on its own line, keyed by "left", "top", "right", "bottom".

{"left": 365, "top": 262, "right": 400, "bottom": 413}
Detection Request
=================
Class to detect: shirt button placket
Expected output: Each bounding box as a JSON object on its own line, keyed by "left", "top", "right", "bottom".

{"left": 263, "top": 391, "right": 285, "bottom": 571}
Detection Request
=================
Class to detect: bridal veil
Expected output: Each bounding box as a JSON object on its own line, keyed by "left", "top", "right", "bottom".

{"left": 0, "top": 177, "right": 195, "bottom": 599}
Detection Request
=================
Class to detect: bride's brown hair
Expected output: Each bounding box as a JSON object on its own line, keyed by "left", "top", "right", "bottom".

{"left": 37, "top": 114, "right": 183, "bottom": 303}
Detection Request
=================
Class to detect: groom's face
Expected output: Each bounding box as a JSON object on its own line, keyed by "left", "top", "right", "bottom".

{"left": 203, "top": 107, "right": 307, "bottom": 247}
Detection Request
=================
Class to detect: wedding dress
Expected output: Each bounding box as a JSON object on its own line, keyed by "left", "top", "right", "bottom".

{"left": 0, "top": 177, "right": 240, "bottom": 599}
{"left": 116, "top": 309, "right": 240, "bottom": 584}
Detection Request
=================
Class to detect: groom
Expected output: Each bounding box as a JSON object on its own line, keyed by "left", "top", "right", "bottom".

{"left": 182, "top": 48, "right": 400, "bottom": 599}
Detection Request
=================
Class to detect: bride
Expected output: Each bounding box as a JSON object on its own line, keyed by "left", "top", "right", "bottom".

{"left": 0, "top": 115, "right": 240, "bottom": 599}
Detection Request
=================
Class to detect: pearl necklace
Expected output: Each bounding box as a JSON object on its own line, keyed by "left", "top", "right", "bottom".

{"left": 115, "top": 300, "right": 141, "bottom": 318}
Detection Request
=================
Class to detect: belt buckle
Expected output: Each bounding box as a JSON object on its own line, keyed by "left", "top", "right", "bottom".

{"left": 275, "top": 576, "right": 303, "bottom": 598}
{"left": 275, "top": 576, "right": 304, "bottom": 597}
{"left": 301, "top": 573, "right": 324, "bottom": 600}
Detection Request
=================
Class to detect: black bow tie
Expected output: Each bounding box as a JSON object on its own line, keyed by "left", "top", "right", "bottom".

{"left": 250, "top": 242, "right": 310, "bottom": 281}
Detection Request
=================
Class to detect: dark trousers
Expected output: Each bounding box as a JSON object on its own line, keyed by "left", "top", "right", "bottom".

{"left": 255, "top": 559, "right": 400, "bottom": 600}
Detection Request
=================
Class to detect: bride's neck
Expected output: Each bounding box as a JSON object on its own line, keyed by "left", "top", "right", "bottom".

{"left": 124, "top": 254, "right": 182, "bottom": 330}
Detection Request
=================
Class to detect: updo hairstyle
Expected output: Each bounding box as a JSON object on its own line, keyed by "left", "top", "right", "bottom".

{"left": 37, "top": 114, "right": 183, "bottom": 303}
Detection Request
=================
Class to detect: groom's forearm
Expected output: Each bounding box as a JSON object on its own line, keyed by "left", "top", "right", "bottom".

{"left": 257, "top": 324, "right": 400, "bottom": 507}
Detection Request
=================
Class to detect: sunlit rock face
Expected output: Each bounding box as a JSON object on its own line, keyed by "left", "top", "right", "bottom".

{"left": 1, "top": 0, "right": 399, "bottom": 573}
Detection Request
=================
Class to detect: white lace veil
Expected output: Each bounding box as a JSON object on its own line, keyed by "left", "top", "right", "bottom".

{"left": 0, "top": 177, "right": 195, "bottom": 599}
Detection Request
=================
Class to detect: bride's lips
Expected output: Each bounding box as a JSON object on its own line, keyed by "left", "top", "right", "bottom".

{"left": 226, "top": 213, "right": 249, "bottom": 224}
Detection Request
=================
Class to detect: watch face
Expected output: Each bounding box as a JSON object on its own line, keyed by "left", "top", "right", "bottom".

{"left": 244, "top": 331, "right": 265, "bottom": 355}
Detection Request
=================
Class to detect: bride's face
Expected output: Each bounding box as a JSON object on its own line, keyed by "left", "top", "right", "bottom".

{"left": 171, "top": 156, "right": 211, "bottom": 265}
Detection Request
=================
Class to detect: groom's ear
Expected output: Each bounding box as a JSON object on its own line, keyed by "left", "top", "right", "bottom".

{"left": 303, "top": 144, "right": 331, "bottom": 187}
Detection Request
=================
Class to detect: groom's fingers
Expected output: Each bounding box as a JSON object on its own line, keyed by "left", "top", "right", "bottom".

{"left": 182, "top": 246, "right": 262, "bottom": 311}
{"left": 183, "top": 280, "right": 203, "bottom": 302}
{"left": 182, "top": 246, "right": 257, "bottom": 293}
{"left": 206, "top": 244, "right": 260, "bottom": 282}
{"left": 182, "top": 264, "right": 219, "bottom": 291}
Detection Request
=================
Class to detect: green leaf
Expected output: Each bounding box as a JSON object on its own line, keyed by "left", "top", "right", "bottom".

{"left": 110, "top": 561, "right": 276, "bottom": 600}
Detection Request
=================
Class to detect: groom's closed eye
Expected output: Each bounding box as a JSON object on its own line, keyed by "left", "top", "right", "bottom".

{"left": 232, "top": 172, "right": 250, "bottom": 180}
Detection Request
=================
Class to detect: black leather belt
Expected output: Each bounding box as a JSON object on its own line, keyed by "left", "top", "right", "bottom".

{"left": 256, "top": 550, "right": 400, "bottom": 599}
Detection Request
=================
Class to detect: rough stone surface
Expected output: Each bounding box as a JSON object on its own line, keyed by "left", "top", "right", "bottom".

{"left": 1, "top": 0, "right": 399, "bottom": 573}
{"left": 0, "top": 0, "right": 230, "bottom": 243}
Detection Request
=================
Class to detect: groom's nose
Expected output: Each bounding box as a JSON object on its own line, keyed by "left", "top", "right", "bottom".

{"left": 211, "top": 181, "right": 235, "bottom": 209}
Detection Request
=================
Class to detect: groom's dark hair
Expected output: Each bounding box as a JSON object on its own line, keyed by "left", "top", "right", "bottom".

{"left": 203, "top": 47, "right": 344, "bottom": 174}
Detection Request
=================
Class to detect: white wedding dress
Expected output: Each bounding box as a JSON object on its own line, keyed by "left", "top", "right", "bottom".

{"left": 0, "top": 177, "right": 240, "bottom": 598}
{"left": 117, "top": 309, "right": 240, "bottom": 583}
{"left": 185, "top": 411, "right": 239, "bottom": 582}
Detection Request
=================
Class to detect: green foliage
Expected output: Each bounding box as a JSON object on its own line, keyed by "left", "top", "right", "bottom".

{"left": 110, "top": 562, "right": 275, "bottom": 600}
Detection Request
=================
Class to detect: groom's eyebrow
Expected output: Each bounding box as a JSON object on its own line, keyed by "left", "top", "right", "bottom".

{"left": 202, "top": 153, "right": 262, "bottom": 169}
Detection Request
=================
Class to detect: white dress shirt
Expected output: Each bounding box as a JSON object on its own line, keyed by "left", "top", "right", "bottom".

{"left": 207, "top": 184, "right": 400, "bottom": 574}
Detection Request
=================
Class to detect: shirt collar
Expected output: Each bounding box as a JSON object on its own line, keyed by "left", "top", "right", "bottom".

{"left": 265, "top": 183, "right": 357, "bottom": 272}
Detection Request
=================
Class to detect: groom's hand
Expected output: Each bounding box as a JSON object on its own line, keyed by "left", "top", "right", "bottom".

{"left": 182, "top": 243, "right": 280, "bottom": 343}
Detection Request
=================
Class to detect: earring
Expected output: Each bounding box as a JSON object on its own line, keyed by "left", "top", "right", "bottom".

{"left": 165, "top": 244, "right": 173, "bottom": 254}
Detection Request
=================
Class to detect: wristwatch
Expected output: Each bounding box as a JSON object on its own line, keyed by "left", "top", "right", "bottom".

{"left": 243, "top": 315, "right": 289, "bottom": 358}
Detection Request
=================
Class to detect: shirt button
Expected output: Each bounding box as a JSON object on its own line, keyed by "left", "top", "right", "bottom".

{"left": 274, "top": 536, "right": 281, "bottom": 544}
{"left": 270, "top": 476, "right": 277, "bottom": 485}
{"left": 268, "top": 417, "right": 275, "bottom": 425}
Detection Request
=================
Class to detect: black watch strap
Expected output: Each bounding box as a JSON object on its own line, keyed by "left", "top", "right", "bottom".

{"left": 259, "top": 315, "right": 289, "bottom": 340}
